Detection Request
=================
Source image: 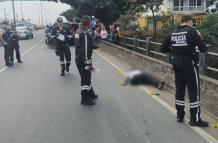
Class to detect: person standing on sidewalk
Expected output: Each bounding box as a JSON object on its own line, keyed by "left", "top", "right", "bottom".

{"left": 161, "top": 15, "right": 208, "bottom": 127}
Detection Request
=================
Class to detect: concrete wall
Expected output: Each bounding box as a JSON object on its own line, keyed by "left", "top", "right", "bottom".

{"left": 99, "top": 41, "right": 218, "bottom": 118}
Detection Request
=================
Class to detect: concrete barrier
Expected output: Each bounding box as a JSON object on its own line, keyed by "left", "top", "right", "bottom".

{"left": 99, "top": 41, "right": 218, "bottom": 118}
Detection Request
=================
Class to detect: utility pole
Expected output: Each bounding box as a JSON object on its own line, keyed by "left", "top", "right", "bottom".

{"left": 4, "top": 8, "right": 7, "bottom": 20}
{"left": 20, "top": 0, "right": 24, "bottom": 20}
{"left": 12, "top": 0, "right": 16, "bottom": 26}
{"left": 40, "top": 0, "right": 44, "bottom": 26}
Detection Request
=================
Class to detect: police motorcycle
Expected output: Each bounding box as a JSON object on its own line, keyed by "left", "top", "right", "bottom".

{"left": 45, "top": 25, "right": 55, "bottom": 48}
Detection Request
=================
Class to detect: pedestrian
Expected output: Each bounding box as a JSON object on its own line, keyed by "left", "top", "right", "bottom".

{"left": 52, "top": 17, "right": 72, "bottom": 76}
{"left": 161, "top": 15, "right": 208, "bottom": 127}
{"left": 100, "top": 25, "right": 108, "bottom": 40}
{"left": 9, "top": 26, "right": 23, "bottom": 64}
{"left": 75, "top": 15, "right": 99, "bottom": 105}
{"left": 1, "top": 27, "right": 14, "bottom": 67}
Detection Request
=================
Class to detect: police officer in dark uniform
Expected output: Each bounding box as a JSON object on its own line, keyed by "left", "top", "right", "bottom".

{"left": 75, "top": 15, "right": 99, "bottom": 105}
{"left": 161, "top": 15, "right": 208, "bottom": 127}
{"left": 9, "top": 27, "right": 23, "bottom": 64}
{"left": 1, "top": 27, "right": 14, "bottom": 67}
{"left": 52, "top": 17, "right": 72, "bottom": 76}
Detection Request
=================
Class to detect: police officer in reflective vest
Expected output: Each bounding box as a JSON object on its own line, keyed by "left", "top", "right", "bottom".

{"left": 75, "top": 15, "right": 98, "bottom": 105}
{"left": 52, "top": 17, "right": 72, "bottom": 76}
{"left": 161, "top": 15, "right": 208, "bottom": 127}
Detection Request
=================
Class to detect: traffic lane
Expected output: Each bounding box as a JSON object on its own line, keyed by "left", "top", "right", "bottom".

{"left": 0, "top": 39, "right": 208, "bottom": 143}
{"left": 92, "top": 52, "right": 209, "bottom": 143}
{"left": 0, "top": 30, "right": 43, "bottom": 69}
{"left": 0, "top": 42, "right": 149, "bottom": 143}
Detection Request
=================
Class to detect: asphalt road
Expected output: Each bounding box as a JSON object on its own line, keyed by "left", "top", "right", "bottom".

{"left": 0, "top": 30, "right": 216, "bottom": 143}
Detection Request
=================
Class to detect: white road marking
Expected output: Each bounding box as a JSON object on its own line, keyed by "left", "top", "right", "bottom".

{"left": 0, "top": 40, "right": 43, "bottom": 73}
{"left": 95, "top": 50, "right": 218, "bottom": 143}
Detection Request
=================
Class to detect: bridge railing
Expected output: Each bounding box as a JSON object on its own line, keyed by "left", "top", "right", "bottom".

{"left": 115, "top": 36, "right": 218, "bottom": 79}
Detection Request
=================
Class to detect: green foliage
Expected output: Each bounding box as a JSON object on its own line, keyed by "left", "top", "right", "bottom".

{"left": 198, "top": 14, "right": 218, "bottom": 45}
{"left": 156, "top": 13, "right": 175, "bottom": 41}
{"left": 141, "top": 0, "right": 163, "bottom": 16}
{"left": 61, "top": 8, "right": 79, "bottom": 22}
{"left": 48, "top": 0, "right": 128, "bottom": 25}
{"left": 206, "top": 0, "right": 217, "bottom": 7}
{"left": 118, "top": 5, "right": 145, "bottom": 31}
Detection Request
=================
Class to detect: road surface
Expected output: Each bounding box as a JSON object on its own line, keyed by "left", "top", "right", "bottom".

{"left": 0, "top": 30, "right": 217, "bottom": 143}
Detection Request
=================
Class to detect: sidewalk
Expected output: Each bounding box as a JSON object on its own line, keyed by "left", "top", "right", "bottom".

{"left": 95, "top": 48, "right": 218, "bottom": 142}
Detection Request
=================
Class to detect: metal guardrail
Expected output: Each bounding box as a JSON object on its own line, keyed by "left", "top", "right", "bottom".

{"left": 119, "top": 36, "right": 218, "bottom": 77}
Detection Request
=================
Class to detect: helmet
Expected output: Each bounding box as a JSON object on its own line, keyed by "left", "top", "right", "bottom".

{"left": 57, "top": 17, "right": 63, "bottom": 23}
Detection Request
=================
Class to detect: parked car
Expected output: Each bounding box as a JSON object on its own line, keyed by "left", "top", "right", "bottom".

{"left": 0, "top": 28, "right": 5, "bottom": 46}
{"left": 16, "top": 26, "right": 33, "bottom": 39}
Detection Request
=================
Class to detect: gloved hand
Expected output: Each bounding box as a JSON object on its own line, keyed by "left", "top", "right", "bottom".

{"left": 3, "top": 42, "right": 8, "bottom": 46}
{"left": 84, "top": 64, "right": 94, "bottom": 71}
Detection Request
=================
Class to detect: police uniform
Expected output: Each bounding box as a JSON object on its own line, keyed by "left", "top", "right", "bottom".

{"left": 2, "top": 28, "right": 14, "bottom": 66}
{"left": 52, "top": 24, "right": 71, "bottom": 76}
{"left": 161, "top": 16, "right": 208, "bottom": 127}
{"left": 9, "top": 29, "right": 22, "bottom": 63}
{"left": 75, "top": 27, "right": 98, "bottom": 105}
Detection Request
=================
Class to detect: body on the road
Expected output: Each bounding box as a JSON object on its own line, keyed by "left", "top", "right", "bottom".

{"left": 121, "top": 70, "right": 165, "bottom": 90}
{"left": 161, "top": 15, "right": 208, "bottom": 127}
{"left": 52, "top": 17, "right": 72, "bottom": 76}
{"left": 75, "top": 15, "right": 99, "bottom": 105}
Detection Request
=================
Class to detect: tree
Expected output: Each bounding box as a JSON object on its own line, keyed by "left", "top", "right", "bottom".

{"left": 198, "top": 14, "right": 218, "bottom": 49}
{"left": 118, "top": 4, "right": 145, "bottom": 32}
{"left": 141, "top": 0, "right": 163, "bottom": 39}
{"left": 47, "top": 0, "right": 128, "bottom": 25}
{"left": 207, "top": 0, "right": 217, "bottom": 7}
{"left": 61, "top": 8, "right": 79, "bottom": 22}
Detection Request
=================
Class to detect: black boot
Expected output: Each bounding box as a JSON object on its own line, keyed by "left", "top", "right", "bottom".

{"left": 177, "top": 117, "right": 184, "bottom": 123}
{"left": 90, "top": 94, "right": 98, "bottom": 100}
{"left": 17, "top": 60, "right": 23, "bottom": 63}
{"left": 176, "top": 112, "right": 185, "bottom": 123}
{"left": 66, "top": 65, "right": 70, "bottom": 72}
{"left": 66, "top": 62, "right": 70, "bottom": 72}
{"left": 60, "top": 69, "right": 65, "bottom": 76}
{"left": 6, "top": 62, "right": 13, "bottom": 67}
{"left": 81, "top": 95, "right": 95, "bottom": 105}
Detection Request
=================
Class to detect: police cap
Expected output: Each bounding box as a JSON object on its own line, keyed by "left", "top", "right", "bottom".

{"left": 181, "top": 15, "right": 193, "bottom": 23}
{"left": 57, "top": 17, "right": 63, "bottom": 23}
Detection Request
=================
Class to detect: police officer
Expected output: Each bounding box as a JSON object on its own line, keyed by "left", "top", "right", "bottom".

{"left": 1, "top": 27, "right": 14, "bottom": 67}
{"left": 52, "top": 17, "right": 72, "bottom": 76}
{"left": 9, "top": 27, "right": 23, "bottom": 64}
{"left": 75, "top": 15, "right": 99, "bottom": 105}
{"left": 161, "top": 15, "right": 208, "bottom": 127}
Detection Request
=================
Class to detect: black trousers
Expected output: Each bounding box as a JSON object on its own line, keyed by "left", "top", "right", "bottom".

{"left": 75, "top": 56, "right": 95, "bottom": 101}
{"left": 129, "top": 73, "right": 160, "bottom": 88}
{"left": 10, "top": 44, "right": 21, "bottom": 62}
{"left": 4, "top": 45, "right": 11, "bottom": 65}
{"left": 56, "top": 43, "right": 71, "bottom": 70}
{"left": 173, "top": 63, "right": 201, "bottom": 122}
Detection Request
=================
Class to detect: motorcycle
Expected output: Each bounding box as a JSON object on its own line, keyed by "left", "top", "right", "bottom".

{"left": 45, "top": 32, "right": 55, "bottom": 48}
